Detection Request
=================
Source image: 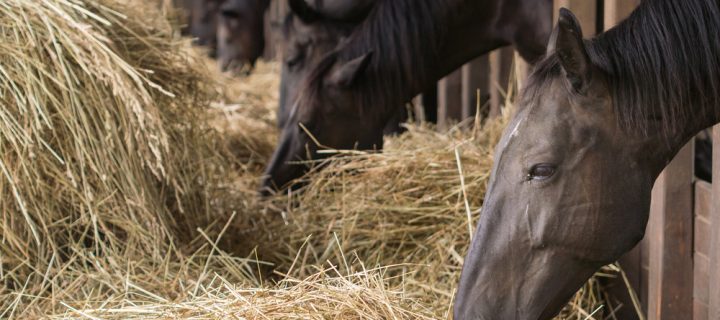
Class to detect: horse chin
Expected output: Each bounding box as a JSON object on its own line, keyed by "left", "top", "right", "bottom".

{"left": 525, "top": 252, "right": 600, "bottom": 320}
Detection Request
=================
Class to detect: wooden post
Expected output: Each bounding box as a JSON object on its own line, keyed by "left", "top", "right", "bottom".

{"left": 437, "top": 69, "right": 463, "bottom": 130}
{"left": 412, "top": 95, "right": 425, "bottom": 123}
{"left": 647, "top": 142, "right": 695, "bottom": 320}
{"left": 695, "top": 181, "right": 712, "bottom": 320}
{"left": 514, "top": 52, "right": 530, "bottom": 91}
{"left": 709, "top": 126, "right": 720, "bottom": 319}
{"left": 488, "top": 47, "right": 514, "bottom": 118}
{"left": 461, "top": 57, "right": 489, "bottom": 120}
{"left": 488, "top": 50, "right": 502, "bottom": 118}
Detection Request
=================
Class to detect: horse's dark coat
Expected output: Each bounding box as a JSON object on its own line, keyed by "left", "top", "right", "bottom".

{"left": 528, "top": 0, "right": 720, "bottom": 138}
{"left": 217, "top": 0, "right": 271, "bottom": 73}
{"left": 456, "top": 1, "right": 720, "bottom": 318}
{"left": 262, "top": 0, "right": 554, "bottom": 192}
{"left": 277, "top": 12, "right": 356, "bottom": 128}
{"left": 189, "top": 0, "right": 224, "bottom": 56}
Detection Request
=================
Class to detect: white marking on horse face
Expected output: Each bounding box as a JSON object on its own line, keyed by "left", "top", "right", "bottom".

{"left": 498, "top": 116, "right": 525, "bottom": 154}
{"left": 510, "top": 119, "right": 522, "bottom": 139}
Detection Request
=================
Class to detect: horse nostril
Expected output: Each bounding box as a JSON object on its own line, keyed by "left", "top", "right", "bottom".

{"left": 258, "top": 185, "right": 275, "bottom": 198}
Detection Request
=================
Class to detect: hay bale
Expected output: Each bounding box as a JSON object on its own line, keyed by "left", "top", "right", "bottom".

{"left": 69, "top": 265, "right": 432, "bottom": 319}
{"left": 0, "top": 0, "right": 257, "bottom": 316}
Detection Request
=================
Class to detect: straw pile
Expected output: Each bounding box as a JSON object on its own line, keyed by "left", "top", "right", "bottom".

{"left": 0, "top": 0, "right": 252, "bottom": 317}
{"left": 0, "top": 0, "right": 636, "bottom": 318}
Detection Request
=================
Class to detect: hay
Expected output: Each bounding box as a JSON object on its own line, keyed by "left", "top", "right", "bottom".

{"left": 0, "top": 0, "right": 253, "bottom": 317}
{"left": 69, "top": 264, "right": 433, "bottom": 320}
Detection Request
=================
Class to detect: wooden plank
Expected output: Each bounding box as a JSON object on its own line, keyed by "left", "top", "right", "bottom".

{"left": 554, "top": 0, "right": 598, "bottom": 36}
{"left": 488, "top": 47, "right": 513, "bottom": 118}
{"left": 697, "top": 180, "right": 712, "bottom": 220}
{"left": 696, "top": 300, "right": 709, "bottom": 320}
{"left": 514, "top": 51, "right": 530, "bottom": 91}
{"left": 647, "top": 141, "right": 694, "bottom": 320}
{"left": 488, "top": 50, "right": 502, "bottom": 118}
{"left": 696, "top": 213, "right": 711, "bottom": 256}
{"left": 411, "top": 95, "right": 424, "bottom": 123}
{"left": 437, "top": 69, "right": 463, "bottom": 130}
{"left": 461, "top": 57, "right": 489, "bottom": 120}
{"left": 695, "top": 181, "right": 712, "bottom": 320}
{"left": 709, "top": 125, "right": 720, "bottom": 319}
{"left": 604, "top": 0, "right": 641, "bottom": 29}
{"left": 695, "top": 252, "right": 710, "bottom": 308}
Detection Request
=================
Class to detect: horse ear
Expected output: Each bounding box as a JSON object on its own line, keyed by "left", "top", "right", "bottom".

{"left": 288, "top": 0, "right": 320, "bottom": 23}
{"left": 551, "top": 8, "right": 592, "bottom": 91}
{"left": 329, "top": 52, "right": 373, "bottom": 88}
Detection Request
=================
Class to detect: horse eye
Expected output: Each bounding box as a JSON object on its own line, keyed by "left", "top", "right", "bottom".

{"left": 528, "top": 164, "right": 556, "bottom": 181}
{"left": 286, "top": 52, "right": 304, "bottom": 67}
{"left": 221, "top": 10, "right": 241, "bottom": 20}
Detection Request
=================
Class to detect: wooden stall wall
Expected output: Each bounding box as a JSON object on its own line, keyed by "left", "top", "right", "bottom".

{"left": 436, "top": 48, "right": 515, "bottom": 130}
{"left": 709, "top": 127, "right": 720, "bottom": 320}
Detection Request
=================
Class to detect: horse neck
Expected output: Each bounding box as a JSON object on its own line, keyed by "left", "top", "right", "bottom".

{"left": 589, "top": 0, "right": 720, "bottom": 171}
{"left": 434, "top": 0, "right": 553, "bottom": 79}
{"left": 345, "top": 0, "right": 552, "bottom": 109}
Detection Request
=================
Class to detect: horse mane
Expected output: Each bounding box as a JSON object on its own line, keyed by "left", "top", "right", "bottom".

{"left": 297, "top": 0, "right": 451, "bottom": 118}
{"left": 529, "top": 0, "right": 720, "bottom": 137}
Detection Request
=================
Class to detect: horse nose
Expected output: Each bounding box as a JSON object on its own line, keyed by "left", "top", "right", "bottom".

{"left": 260, "top": 128, "right": 294, "bottom": 193}
{"left": 258, "top": 179, "right": 275, "bottom": 197}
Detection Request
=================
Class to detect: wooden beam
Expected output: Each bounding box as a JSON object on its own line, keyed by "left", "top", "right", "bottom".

{"left": 437, "top": 69, "right": 463, "bottom": 130}
{"left": 514, "top": 52, "right": 530, "bottom": 91}
{"left": 488, "top": 47, "right": 513, "bottom": 118}
{"left": 647, "top": 141, "right": 695, "bottom": 320}
{"left": 709, "top": 125, "right": 720, "bottom": 319}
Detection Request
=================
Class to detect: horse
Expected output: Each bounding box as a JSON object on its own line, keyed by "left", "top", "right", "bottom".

{"left": 277, "top": 7, "right": 356, "bottom": 128}
{"left": 454, "top": 1, "right": 720, "bottom": 318}
{"left": 216, "top": 0, "right": 271, "bottom": 74}
{"left": 172, "top": 0, "right": 194, "bottom": 35}
{"left": 261, "top": 0, "right": 554, "bottom": 193}
{"left": 277, "top": 1, "right": 415, "bottom": 132}
{"left": 188, "top": 0, "right": 224, "bottom": 57}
